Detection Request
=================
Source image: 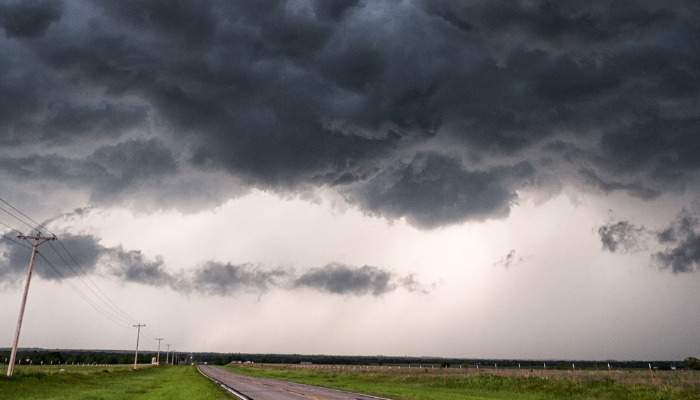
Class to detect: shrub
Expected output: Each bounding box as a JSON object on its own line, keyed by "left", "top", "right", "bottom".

{"left": 683, "top": 357, "right": 700, "bottom": 370}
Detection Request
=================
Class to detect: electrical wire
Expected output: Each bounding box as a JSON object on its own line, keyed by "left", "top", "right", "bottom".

{"left": 46, "top": 242, "right": 137, "bottom": 325}
{"left": 0, "top": 196, "right": 146, "bottom": 326}
{"left": 54, "top": 239, "right": 141, "bottom": 325}
{"left": 36, "top": 251, "right": 133, "bottom": 330}
{"left": 0, "top": 205, "right": 36, "bottom": 233}
{"left": 0, "top": 197, "right": 50, "bottom": 233}
{"left": 0, "top": 196, "right": 148, "bottom": 332}
{"left": 0, "top": 219, "right": 24, "bottom": 235}
{"left": 1, "top": 234, "right": 33, "bottom": 250}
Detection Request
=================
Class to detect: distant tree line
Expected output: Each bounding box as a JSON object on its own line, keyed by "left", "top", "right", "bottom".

{"left": 1, "top": 349, "right": 694, "bottom": 370}
{"left": 0, "top": 349, "right": 156, "bottom": 365}
{"left": 192, "top": 353, "right": 690, "bottom": 370}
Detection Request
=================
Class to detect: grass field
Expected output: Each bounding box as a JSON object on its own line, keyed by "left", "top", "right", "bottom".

{"left": 222, "top": 364, "right": 700, "bottom": 400}
{"left": 0, "top": 364, "right": 233, "bottom": 399}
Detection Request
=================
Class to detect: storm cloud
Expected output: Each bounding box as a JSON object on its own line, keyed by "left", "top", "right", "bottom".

{"left": 0, "top": 231, "right": 428, "bottom": 296}
{"left": 0, "top": 233, "right": 102, "bottom": 284}
{"left": 0, "top": 0, "right": 697, "bottom": 227}
{"left": 347, "top": 153, "right": 534, "bottom": 228}
{"left": 599, "top": 206, "right": 700, "bottom": 273}
{"left": 191, "top": 262, "right": 290, "bottom": 296}
{"left": 293, "top": 263, "right": 393, "bottom": 296}
{"left": 0, "top": 0, "right": 63, "bottom": 39}
{"left": 598, "top": 220, "right": 647, "bottom": 253}
{"left": 653, "top": 207, "right": 700, "bottom": 273}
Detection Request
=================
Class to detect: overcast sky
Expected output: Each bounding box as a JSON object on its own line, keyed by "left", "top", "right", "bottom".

{"left": 1, "top": 0, "right": 699, "bottom": 361}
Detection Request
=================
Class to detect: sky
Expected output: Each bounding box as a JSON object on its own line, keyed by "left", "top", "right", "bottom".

{"left": 0, "top": 0, "right": 699, "bottom": 361}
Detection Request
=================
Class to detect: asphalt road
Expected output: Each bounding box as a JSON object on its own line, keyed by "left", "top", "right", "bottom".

{"left": 197, "top": 365, "right": 393, "bottom": 400}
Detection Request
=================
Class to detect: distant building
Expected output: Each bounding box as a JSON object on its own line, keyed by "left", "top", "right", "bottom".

{"left": 152, "top": 357, "right": 157, "bottom": 365}
{"left": 300, "top": 362, "right": 312, "bottom": 365}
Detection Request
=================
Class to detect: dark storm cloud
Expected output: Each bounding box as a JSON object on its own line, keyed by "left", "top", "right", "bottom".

{"left": 0, "top": 0, "right": 63, "bottom": 39}
{"left": 348, "top": 152, "right": 534, "bottom": 228}
{"left": 0, "top": 236, "right": 35, "bottom": 284}
{"left": 653, "top": 207, "right": 700, "bottom": 273}
{"left": 191, "top": 261, "right": 289, "bottom": 296}
{"left": 599, "top": 205, "right": 700, "bottom": 273}
{"left": 423, "top": 0, "right": 676, "bottom": 48}
{"left": 1, "top": 0, "right": 699, "bottom": 226}
{"left": 293, "top": 263, "right": 393, "bottom": 296}
{"left": 106, "top": 247, "right": 174, "bottom": 287}
{"left": 0, "top": 138, "right": 178, "bottom": 204}
{"left": 42, "top": 102, "right": 149, "bottom": 144}
{"left": 1, "top": 228, "right": 430, "bottom": 295}
{"left": 0, "top": 232, "right": 102, "bottom": 283}
{"left": 598, "top": 220, "right": 647, "bottom": 253}
{"left": 579, "top": 168, "right": 660, "bottom": 200}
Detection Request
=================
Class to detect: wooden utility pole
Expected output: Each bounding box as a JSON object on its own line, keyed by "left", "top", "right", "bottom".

{"left": 7, "top": 233, "right": 56, "bottom": 377}
{"left": 133, "top": 324, "right": 145, "bottom": 370}
{"left": 156, "top": 338, "right": 163, "bottom": 365}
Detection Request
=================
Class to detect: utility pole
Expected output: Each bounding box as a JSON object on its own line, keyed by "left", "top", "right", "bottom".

{"left": 166, "top": 344, "right": 171, "bottom": 365}
{"left": 133, "top": 324, "right": 145, "bottom": 370}
{"left": 7, "top": 232, "right": 56, "bottom": 377}
{"left": 156, "top": 338, "right": 163, "bottom": 365}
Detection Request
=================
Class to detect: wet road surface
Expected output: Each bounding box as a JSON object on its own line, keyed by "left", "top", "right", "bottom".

{"left": 197, "top": 365, "right": 393, "bottom": 400}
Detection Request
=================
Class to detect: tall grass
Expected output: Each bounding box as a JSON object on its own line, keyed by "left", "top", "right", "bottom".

{"left": 0, "top": 365, "right": 232, "bottom": 399}
{"left": 223, "top": 364, "right": 700, "bottom": 400}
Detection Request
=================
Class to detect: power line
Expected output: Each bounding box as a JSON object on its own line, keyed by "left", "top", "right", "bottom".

{"left": 0, "top": 197, "right": 50, "bottom": 233}
{"left": 54, "top": 239, "right": 141, "bottom": 324}
{"left": 46, "top": 242, "right": 137, "bottom": 325}
{"left": 36, "top": 252, "right": 133, "bottom": 329}
{"left": 0, "top": 196, "right": 144, "bottom": 325}
{"left": 1, "top": 235, "right": 33, "bottom": 250}
{"left": 0, "top": 205, "right": 36, "bottom": 233}
{"left": 0, "top": 219, "right": 24, "bottom": 235}
{"left": 0, "top": 196, "right": 154, "bottom": 350}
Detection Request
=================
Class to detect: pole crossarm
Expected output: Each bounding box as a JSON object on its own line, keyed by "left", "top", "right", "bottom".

{"left": 7, "top": 233, "right": 57, "bottom": 377}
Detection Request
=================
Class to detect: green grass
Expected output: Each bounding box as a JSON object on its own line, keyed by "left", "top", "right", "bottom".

{"left": 221, "top": 365, "right": 700, "bottom": 400}
{"left": 0, "top": 365, "right": 233, "bottom": 399}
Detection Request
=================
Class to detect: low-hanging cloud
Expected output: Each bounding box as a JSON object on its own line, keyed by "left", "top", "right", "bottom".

{"left": 293, "top": 263, "right": 393, "bottom": 296}
{"left": 191, "top": 262, "right": 290, "bottom": 296}
{"left": 598, "top": 220, "right": 648, "bottom": 253}
{"left": 0, "top": 232, "right": 102, "bottom": 284}
{"left": 653, "top": 207, "right": 700, "bottom": 273}
{"left": 598, "top": 206, "right": 700, "bottom": 273}
{"left": 0, "top": 231, "right": 430, "bottom": 296}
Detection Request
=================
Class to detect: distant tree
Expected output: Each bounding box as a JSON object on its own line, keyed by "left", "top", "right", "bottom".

{"left": 461, "top": 363, "right": 469, "bottom": 369}
{"left": 440, "top": 361, "right": 451, "bottom": 368}
{"left": 683, "top": 357, "right": 700, "bottom": 370}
